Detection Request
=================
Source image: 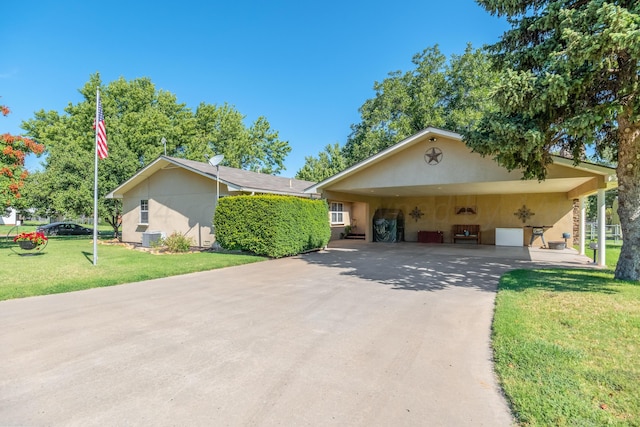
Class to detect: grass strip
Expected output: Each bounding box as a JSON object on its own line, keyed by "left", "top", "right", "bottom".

{"left": 0, "top": 237, "right": 265, "bottom": 301}
{"left": 493, "top": 267, "right": 640, "bottom": 426}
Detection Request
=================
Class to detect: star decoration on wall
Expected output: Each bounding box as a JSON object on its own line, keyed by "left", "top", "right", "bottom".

{"left": 514, "top": 205, "right": 535, "bottom": 223}
{"left": 409, "top": 206, "right": 424, "bottom": 222}
{"left": 424, "top": 147, "right": 443, "bottom": 165}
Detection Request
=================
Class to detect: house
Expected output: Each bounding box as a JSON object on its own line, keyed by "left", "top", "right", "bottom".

{"left": 106, "top": 156, "right": 316, "bottom": 247}
{"left": 1, "top": 207, "right": 17, "bottom": 226}
{"left": 304, "top": 127, "right": 617, "bottom": 265}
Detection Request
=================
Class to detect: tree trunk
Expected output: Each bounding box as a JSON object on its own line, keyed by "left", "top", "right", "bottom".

{"left": 104, "top": 205, "right": 122, "bottom": 241}
{"left": 614, "top": 115, "right": 640, "bottom": 281}
{"left": 110, "top": 218, "right": 120, "bottom": 240}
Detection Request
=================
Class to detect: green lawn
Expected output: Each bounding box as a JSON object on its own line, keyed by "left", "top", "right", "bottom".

{"left": 493, "top": 244, "right": 640, "bottom": 426}
{"left": 0, "top": 236, "right": 265, "bottom": 301}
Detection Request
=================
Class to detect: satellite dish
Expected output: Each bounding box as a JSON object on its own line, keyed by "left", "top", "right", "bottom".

{"left": 208, "top": 154, "right": 224, "bottom": 167}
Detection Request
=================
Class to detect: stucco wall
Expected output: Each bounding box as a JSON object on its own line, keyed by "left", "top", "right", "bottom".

{"left": 121, "top": 168, "right": 219, "bottom": 247}
{"left": 351, "top": 202, "right": 367, "bottom": 234}
{"left": 329, "top": 201, "right": 352, "bottom": 240}
{"left": 328, "top": 137, "right": 522, "bottom": 192}
{"left": 360, "top": 192, "right": 574, "bottom": 245}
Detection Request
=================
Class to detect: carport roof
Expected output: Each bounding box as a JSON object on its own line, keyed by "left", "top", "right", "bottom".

{"left": 106, "top": 156, "right": 317, "bottom": 199}
{"left": 304, "top": 127, "right": 617, "bottom": 198}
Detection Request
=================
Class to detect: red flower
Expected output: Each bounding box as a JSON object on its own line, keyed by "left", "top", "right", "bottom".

{"left": 13, "top": 231, "right": 48, "bottom": 249}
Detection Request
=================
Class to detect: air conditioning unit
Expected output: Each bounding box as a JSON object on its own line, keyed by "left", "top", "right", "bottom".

{"left": 142, "top": 231, "right": 165, "bottom": 247}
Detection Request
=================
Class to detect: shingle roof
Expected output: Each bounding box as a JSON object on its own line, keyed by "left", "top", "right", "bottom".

{"left": 106, "top": 156, "right": 317, "bottom": 199}
{"left": 166, "top": 156, "right": 316, "bottom": 196}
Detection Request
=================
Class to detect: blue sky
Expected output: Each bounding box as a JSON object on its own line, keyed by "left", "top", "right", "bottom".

{"left": 2, "top": 1, "right": 509, "bottom": 176}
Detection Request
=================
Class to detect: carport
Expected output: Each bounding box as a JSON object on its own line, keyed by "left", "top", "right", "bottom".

{"left": 306, "top": 127, "right": 617, "bottom": 266}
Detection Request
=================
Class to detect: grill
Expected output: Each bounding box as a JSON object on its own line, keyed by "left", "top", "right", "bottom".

{"left": 526, "top": 225, "right": 552, "bottom": 247}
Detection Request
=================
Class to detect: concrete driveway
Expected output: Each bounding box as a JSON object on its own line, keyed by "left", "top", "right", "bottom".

{"left": 0, "top": 242, "right": 596, "bottom": 426}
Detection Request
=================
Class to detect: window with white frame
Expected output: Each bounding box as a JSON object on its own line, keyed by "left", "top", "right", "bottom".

{"left": 330, "top": 202, "right": 344, "bottom": 224}
{"left": 140, "top": 200, "right": 149, "bottom": 224}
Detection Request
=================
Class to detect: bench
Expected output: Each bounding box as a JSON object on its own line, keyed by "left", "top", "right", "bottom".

{"left": 452, "top": 224, "right": 481, "bottom": 244}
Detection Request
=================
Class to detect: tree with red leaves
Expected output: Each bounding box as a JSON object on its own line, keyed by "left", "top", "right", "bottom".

{"left": 1, "top": 98, "right": 45, "bottom": 209}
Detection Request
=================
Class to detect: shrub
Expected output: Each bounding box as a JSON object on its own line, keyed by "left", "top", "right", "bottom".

{"left": 162, "top": 232, "right": 193, "bottom": 253}
{"left": 214, "top": 195, "right": 330, "bottom": 258}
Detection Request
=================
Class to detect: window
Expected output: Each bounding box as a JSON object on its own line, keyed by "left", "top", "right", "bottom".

{"left": 330, "top": 202, "right": 344, "bottom": 224}
{"left": 140, "top": 200, "right": 149, "bottom": 224}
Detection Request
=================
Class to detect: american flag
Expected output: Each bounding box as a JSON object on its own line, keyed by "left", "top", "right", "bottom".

{"left": 95, "top": 93, "right": 108, "bottom": 159}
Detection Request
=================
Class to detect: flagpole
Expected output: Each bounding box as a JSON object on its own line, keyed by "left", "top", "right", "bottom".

{"left": 93, "top": 89, "right": 100, "bottom": 266}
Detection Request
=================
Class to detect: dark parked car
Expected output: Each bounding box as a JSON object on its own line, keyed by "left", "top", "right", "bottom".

{"left": 36, "top": 222, "right": 93, "bottom": 236}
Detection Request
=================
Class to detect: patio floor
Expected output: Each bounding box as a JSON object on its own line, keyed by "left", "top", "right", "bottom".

{"left": 327, "top": 239, "right": 601, "bottom": 270}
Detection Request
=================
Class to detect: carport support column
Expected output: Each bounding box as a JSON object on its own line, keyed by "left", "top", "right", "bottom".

{"left": 597, "top": 189, "right": 606, "bottom": 266}
{"left": 579, "top": 197, "right": 586, "bottom": 256}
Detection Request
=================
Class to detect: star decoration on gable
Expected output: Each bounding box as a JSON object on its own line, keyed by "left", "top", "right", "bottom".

{"left": 514, "top": 205, "right": 535, "bottom": 223}
{"left": 409, "top": 206, "right": 424, "bottom": 222}
{"left": 424, "top": 147, "right": 443, "bottom": 165}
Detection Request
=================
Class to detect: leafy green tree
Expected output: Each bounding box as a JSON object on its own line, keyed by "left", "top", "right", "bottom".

{"left": 443, "top": 46, "right": 497, "bottom": 134}
{"left": 107, "top": 76, "right": 195, "bottom": 165}
{"left": 246, "top": 116, "right": 291, "bottom": 175}
{"left": 189, "top": 102, "right": 251, "bottom": 166}
{"left": 185, "top": 102, "right": 290, "bottom": 174}
{"left": 342, "top": 44, "right": 497, "bottom": 165}
{"left": 466, "top": 0, "right": 640, "bottom": 280}
{"left": 295, "top": 143, "right": 346, "bottom": 182}
{"left": 21, "top": 74, "right": 291, "bottom": 236}
{"left": 23, "top": 76, "right": 140, "bottom": 236}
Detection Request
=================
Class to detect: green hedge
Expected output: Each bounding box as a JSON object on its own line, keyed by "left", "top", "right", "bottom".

{"left": 213, "top": 195, "right": 331, "bottom": 258}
